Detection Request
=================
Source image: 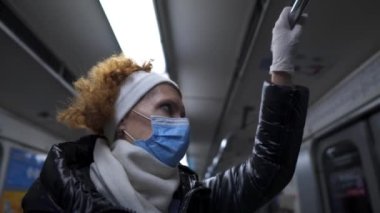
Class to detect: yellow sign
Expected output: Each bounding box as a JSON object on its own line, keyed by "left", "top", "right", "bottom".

{"left": 0, "top": 191, "right": 26, "bottom": 213}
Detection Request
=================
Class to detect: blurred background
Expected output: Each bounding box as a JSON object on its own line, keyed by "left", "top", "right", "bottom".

{"left": 0, "top": 0, "right": 379, "bottom": 212}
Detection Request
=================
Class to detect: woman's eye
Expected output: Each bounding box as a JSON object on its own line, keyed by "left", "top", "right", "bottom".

{"left": 160, "top": 104, "right": 172, "bottom": 115}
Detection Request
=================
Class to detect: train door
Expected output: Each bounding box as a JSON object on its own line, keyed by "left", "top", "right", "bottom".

{"left": 295, "top": 142, "right": 322, "bottom": 213}
{"left": 315, "top": 122, "right": 380, "bottom": 213}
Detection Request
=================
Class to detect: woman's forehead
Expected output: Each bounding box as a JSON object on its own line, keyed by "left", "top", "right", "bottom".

{"left": 146, "top": 83, "right": 182, "bottom": 100}
{"left": 137, "top": 83, "right": 185, "bottom": 114}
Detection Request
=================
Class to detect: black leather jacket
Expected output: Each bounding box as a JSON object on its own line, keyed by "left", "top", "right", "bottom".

{"left": 22, "top": 82, "right": 309, "bottom": 213}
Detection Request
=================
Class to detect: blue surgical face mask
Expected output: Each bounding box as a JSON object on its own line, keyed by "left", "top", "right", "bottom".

{"left": 123, "top": 110, "right": 190, "bottom": 167}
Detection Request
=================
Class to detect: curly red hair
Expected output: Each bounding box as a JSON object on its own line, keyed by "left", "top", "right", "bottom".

{"left": 57, "top": 54, "right": 152, "bottom": 134}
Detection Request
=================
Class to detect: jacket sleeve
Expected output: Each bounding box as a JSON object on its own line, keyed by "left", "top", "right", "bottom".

{"left": 202, "top": 81, "right": 309, "bottom": 213}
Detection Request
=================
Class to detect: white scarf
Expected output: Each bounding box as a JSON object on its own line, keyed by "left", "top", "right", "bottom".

{"left": 90, "top": 138, "right": 180, "bottom": 213}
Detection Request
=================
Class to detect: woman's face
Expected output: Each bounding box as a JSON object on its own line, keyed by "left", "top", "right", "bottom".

{"left": 117, "top": 83, "right": 185, "bottom": 142}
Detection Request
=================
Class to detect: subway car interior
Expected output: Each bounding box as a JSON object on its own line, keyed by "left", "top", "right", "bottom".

{"left": 0, "top": 0, "right": 380, "bottom": 212}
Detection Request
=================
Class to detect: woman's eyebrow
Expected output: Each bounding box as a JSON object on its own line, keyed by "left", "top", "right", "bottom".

{"left": 158, "top": 98, "right": 180, "bottom": 108}
{"left": 157, "top": 98, "right": 185, "bottom": 115}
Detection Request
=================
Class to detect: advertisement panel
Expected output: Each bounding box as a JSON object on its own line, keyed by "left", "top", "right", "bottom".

{"left": 0, "top": 147, "right": 46, "bottom": 213}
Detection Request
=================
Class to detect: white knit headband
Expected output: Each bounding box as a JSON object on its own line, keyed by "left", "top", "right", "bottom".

{"left": 103, "top": 71, "right": 179, "bottom": 141}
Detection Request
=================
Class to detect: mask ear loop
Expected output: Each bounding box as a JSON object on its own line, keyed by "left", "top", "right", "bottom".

{"left": 122, "top": 129, "right": 136, "bottom": 142}
{"left": 121, "top": 110, "right": 150, "bottom": 142}
{"left": 132, "top": 110, "right": 151, "bottom": 121}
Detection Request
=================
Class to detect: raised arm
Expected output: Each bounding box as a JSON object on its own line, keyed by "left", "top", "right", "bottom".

{"left": 202, "top": 7, "right": 309, "bottom": 212}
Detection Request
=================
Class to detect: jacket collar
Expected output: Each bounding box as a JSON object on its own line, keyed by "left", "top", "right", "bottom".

{"left": 41, "top": 135, "right": 203, "bottom": 210}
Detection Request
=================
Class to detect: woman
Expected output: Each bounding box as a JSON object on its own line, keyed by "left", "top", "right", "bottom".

{"left": 22, "top": 7, "right": 309, "bottom": 213}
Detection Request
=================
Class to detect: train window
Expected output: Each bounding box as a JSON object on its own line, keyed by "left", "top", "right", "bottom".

{"left": 322, "top": 142, "right": 372, "bottom": 213}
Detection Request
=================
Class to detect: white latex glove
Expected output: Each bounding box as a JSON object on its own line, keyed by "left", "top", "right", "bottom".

{"left": 270, "top": 7, "right": 306, "bottom": 74}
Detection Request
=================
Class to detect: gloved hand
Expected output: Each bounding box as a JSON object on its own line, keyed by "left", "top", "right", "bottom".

{"left": 270, "top": 7, "right": 306, "bottom": 74}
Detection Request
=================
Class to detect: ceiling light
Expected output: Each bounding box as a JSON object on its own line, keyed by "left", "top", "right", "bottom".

{"left": 205, "top": 137, "right": 229, "bottom": 178}
{"left": 100, "top": 0, "right": 167, "bottom": 75}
